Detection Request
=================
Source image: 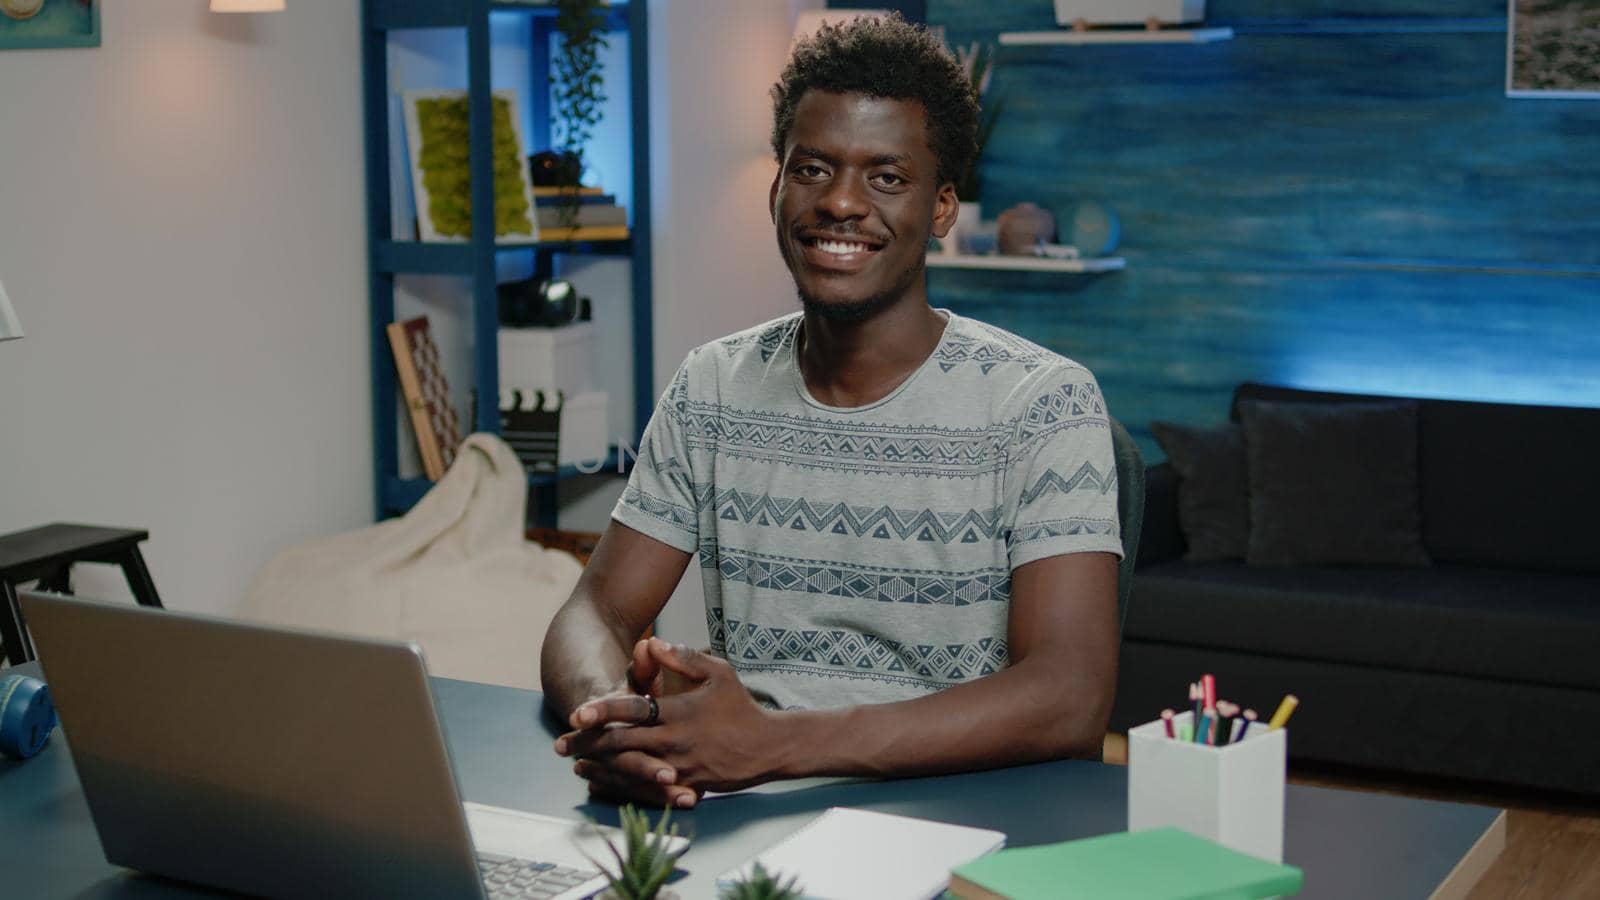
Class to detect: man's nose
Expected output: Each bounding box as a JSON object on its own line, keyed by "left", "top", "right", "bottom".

{"left": 816, "top": 173, "right": 869, "bottom": 220}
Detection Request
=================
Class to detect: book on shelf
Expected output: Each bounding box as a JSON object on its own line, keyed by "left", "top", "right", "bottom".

{"left": 948, "top": 827, "right": 1304, "bottom": 900}
{"left": 532, "top": 185, "right": 605, "bottom": 198}
{"left": 386, "top": 316, "right": 462, "bottom": 482}
{"left": 535, "top": 204, "right": 628, "bottom": 230}
{"left": 534, "top": 193, "right": 618, "bottom": 207}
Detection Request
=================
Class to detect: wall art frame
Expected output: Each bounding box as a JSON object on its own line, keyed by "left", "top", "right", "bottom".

{"left": 1507, "top": 0, "right": 1600, "bottom": 98}
{"left": 0, "top": 0, "right": 99, "bottom": 50}
{"left": 401, "top": 88, "right": 540, "bottom": 243}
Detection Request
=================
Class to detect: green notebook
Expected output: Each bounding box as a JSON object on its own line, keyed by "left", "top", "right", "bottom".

{"left": 948, "top": 828, "right": 1303, "bottom": 900}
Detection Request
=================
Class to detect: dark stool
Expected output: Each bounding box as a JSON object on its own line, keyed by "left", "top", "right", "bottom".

{"left": 1, "top": 524, "right": 164, "bottom": 664}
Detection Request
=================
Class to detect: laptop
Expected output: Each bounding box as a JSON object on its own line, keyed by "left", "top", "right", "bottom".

{"left": 19, "top": 591, "right": 687, "bottom": 900}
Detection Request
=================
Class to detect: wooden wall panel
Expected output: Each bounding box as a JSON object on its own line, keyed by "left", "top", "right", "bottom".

{"left": 925, "top": 1, "right": 1600, "bottom": 460}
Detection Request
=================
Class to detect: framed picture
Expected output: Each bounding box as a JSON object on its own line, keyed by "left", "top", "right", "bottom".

{"left": 0, "top": 0, "right": 99, "bottom": 50}
{"left": 402, "top": 89, "right": 540, "bottom": 243}
{"left": 1507, "top": 0, "right": 1600, "bottom": 98}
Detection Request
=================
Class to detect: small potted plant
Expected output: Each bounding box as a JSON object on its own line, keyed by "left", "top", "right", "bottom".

{"left": 946, "top": 40, "right": 1003, "bottom": 255}
{"left": 719, "top": 862, "right": 805, "bottom": 900}
{"left": 588, "top": 805, "right": 690, "bottom": 900}
{"left": 547, "top": 0, "right": 609, "bottom": 233}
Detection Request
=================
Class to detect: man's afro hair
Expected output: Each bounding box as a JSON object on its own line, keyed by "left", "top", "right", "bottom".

{"left": 770, "top": 13, "right": 979, "bottom": 188}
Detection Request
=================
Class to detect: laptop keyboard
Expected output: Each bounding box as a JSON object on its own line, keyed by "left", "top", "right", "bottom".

{"left": 478, "top": 851, "right": 601, "bottom": 899}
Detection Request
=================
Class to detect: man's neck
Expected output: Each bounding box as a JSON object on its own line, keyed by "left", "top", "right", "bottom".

{"left": 798, "top": 297, "right": 947, "bottom": 409}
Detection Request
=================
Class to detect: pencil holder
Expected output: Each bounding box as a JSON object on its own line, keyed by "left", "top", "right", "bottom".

{"left": 1127, "top": 710, "right": 1287, "bottom": 863}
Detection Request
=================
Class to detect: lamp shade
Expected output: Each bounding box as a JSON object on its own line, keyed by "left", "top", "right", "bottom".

{"left": 792, "top": 9, "right": 891, "bottom": 46}
{"left": 0, "top": 276, "right": 22, "bottom": 342}
{"left": 210, "top": 0, "right": 285, "bottom": 11}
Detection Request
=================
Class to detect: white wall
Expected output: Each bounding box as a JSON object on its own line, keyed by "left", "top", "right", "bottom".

{"left": 0, "top": 2, "right": 368, "bottom": 616}
{"left": 644, "top": 0, "right": 821, "bottom": 645}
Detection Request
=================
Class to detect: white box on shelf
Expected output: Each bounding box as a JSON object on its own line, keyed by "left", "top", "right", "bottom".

{"left": 1127, "top": 710, "right": 1287, "bottom": 863}
{"left": 498, "top": 322, "right": 595, "bottom": 398}
{"left": 557, "top": 390, "right": 609, "bottom": 467}
{"left": 1054, "top": 0, "right": 1205, "bottom": 27}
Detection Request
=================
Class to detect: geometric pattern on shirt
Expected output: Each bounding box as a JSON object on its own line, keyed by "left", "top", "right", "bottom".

{"left": 682, "top": 405, "right": 1009, "bottom": 478}
{"left": 621, "top": 484, "right": 698, "bottom": 531}
{"left": 1017, "top": 379, "right": 1107, "bottom": 445}
{"left": 934, "top": 332, "right": 1045, "bottom": 375}
{"left": 1010, "top": 516, "right": 1120, "bottom": 550}
{"left": 708, "top": 607, "right": 1009, "bottom": 687}
{"left": 714, "top": 489, "right": 1004, "bottom": 544}
{"left": 711, "top": 546, "right": 1010, "bottom": 606}
{"left": 1020, "top": 461, "right": 1117, "bottom": 506}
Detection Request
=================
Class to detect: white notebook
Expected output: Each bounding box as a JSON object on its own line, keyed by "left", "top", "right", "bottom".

{"left": 717, "top": 807, "right": 1006, "bottom": 900}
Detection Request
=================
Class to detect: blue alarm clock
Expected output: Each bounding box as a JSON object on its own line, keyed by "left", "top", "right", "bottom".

{"left": 0, "top": 674, "right": 58, "bottom": 760}
{"left": 1063, "top": 200, "right": 1121, "bottom": 257}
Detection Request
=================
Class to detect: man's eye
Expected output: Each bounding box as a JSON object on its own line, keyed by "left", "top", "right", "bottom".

{"left": 794, "top": 165, "right": 826, "bottom": 178}
{"left": 871, "top": 173, "right": 906, "bottom": 187}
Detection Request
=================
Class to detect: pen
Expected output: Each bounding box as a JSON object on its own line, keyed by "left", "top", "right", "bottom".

{"left": 1215, "top": 700, "right": 1239, "bottom": 746}
{"left": 1201, "top": 673, "right": 1216, "bottom": 711}
{"left": 1269, "top": 694, "right": 1299, "bottom": 730}
{"left": 1237, "top": 709, "right": 1257, "bottom": 742}
{"left": 1190, "top": 682, "right": 1203, "bottom": 729}
{"left": 1161, "top": 708, "right": 1175, "bottom": 739}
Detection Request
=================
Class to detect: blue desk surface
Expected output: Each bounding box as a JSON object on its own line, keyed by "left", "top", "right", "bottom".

{"left": 1, "top": 664, "right": 1502, "bottom": 898}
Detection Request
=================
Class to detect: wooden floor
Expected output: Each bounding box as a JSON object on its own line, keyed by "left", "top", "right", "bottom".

{"left": 1102, "top": 734, "right": 1600, "bottom": 899}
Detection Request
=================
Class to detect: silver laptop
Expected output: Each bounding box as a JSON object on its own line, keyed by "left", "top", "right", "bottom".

{"left": 20, "top": 591, "right": 686, "bottom": 900}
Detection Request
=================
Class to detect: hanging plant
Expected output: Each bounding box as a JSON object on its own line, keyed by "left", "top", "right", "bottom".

{"left": 953, "top": 41, "right": 1002, "bottom": 204}
{"left": 551, "top": 0, "right": 609, "bottom": 233}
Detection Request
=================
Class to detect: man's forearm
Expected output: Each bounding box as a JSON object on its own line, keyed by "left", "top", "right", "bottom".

{"left": 539, "top": 595, "right": 633, "bottom": 722}
{"left": 767, "top": 660, "right": 1109, "bottom": 781}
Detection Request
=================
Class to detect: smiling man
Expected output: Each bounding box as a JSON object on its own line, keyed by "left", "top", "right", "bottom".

{"left": 540, "top": 15, "right": 1124, "bottom": 809}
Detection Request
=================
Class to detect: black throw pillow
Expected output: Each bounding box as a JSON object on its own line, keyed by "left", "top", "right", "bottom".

{"left": 1238, "top": 399, "right": 1430, "bottom": 567}
{"left": 1151, "top": 420, "right": 1250, "bottom": 562}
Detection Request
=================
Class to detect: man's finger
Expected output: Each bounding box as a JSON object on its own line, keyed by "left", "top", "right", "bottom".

{"left": 575, "top": 757, "right": 699, "bottom": 809}
{"left": 556, "top": 722, "right": 670, "bottom": 760}
{"left": 629, "top": 638, "right": 662, "bottom": 695}
{"left": 570, "top": 693, "right": 655, "bottom": 729}
{"left": 645, "top": 637, "right": 720, "bottom": 683}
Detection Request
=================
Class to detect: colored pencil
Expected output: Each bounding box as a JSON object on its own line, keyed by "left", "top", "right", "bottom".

{"left": 1269, "top": 694, "right": 1299, "bottom": 730}
{"left": 1161, "top": 708, "right": 1175, "bottom": 739}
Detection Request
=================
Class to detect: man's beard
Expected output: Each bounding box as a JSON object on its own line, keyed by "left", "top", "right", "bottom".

{"left": 781, "top": 233, "right": 925, "bottom": 324}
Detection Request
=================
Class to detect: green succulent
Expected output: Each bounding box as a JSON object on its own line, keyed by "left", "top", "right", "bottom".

{"left": 589, "top": 805, "right": 689, "bottom": 900}
{"left": 718, "top": 862, "right": 805, "bottom": 900}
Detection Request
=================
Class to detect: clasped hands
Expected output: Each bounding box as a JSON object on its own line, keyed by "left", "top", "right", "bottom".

{"left": 554, "top": 637, "right": 784, "bottom": 809}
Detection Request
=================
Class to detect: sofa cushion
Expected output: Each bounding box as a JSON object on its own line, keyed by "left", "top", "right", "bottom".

{"left": 1150, "top": 421, "right": 1249, "bottom": 562}
{"left": 1231, "top": 383, "right": 1600, "bottom": 573}
{"left": 1419, "top": 399, "right": 1600, "bottom": 573}
{"left": 1238, "top": 399, "right": 1430, "bottom": 567}
{"left": 1126, "top": 560, "right": 1600, "bottom": 692}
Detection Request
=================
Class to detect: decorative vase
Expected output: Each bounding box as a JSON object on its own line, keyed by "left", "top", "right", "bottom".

{"left": 997, "top": 202, "right": 1057, "bottom": 255}
{"left": 944, "top": 201, "right": 983, "bottom": 256}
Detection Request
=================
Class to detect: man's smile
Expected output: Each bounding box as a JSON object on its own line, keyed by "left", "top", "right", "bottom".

{"left": 797, "top": 229, "right": 886, "bottom": 273}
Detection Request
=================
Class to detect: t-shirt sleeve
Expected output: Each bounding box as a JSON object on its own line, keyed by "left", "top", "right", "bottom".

{"left": 1003, "top": 369, "right": 1125, "bottom": 569}
{"left": 610, "top": 359, "right": 701, "bottom": 554}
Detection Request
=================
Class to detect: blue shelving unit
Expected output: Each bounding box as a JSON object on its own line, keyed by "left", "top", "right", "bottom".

{"left": 362, "top": 0, "right": 653, "bottom": 525}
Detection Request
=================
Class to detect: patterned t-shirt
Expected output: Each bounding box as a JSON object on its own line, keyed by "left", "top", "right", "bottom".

{"left": 611, "top": 310, "right": 1123, "bottom": 711}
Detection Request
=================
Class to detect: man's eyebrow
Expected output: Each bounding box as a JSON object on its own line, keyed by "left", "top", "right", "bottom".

{"left": 869, "top": 153, "right": 912, "bottom": 167}
{"left": 789, "top": 146, "right": 836, "bottom": 163}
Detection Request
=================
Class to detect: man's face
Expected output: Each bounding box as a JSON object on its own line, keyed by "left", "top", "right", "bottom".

{"left": 770, "top": 91, "right": 957, "bottom": 322}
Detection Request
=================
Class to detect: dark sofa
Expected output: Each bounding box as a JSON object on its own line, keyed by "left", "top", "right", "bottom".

{"left": 1110, "top": 383, "right": 1600, "bottom": 795}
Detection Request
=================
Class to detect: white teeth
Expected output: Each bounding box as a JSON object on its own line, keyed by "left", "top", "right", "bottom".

{"left": 815, "top": 239, "right": 872, "bottom": 255}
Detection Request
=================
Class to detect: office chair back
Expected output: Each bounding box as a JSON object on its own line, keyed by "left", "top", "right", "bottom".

{"left": 1110, "top": 416, "right": 1144, "bottom": 632}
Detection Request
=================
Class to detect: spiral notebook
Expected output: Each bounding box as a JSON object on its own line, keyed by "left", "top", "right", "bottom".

{"left": 717, "top": 807, "right": 1005, "bottom": 900}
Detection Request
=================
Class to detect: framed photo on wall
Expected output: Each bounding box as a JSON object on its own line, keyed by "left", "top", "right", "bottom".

{"left": 401, "top": 89, "right": 540, "bottom": 243}
{"left": 0, "top": 0, "right": 99, "bottom": 50}
{"left": 1507, "top": 0, "right": 1600, "bottom": 98}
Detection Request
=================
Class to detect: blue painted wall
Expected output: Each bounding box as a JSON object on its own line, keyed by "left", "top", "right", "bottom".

{"left": 926, "top": 0, "right": 1600, "bottom": 458}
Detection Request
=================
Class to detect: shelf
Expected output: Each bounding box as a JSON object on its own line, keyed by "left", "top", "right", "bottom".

{"left": 375, "top": 234, "right": 634, "bottom": 274}
{"left": 927, "top": 254, "right": 1126, "bottom": 273}
{"left": 382, "top": 447, "right": 633, "bottom": 514}
{"left": 999, "top": 27, "right": 1233, "bottom": 46}
{"left": 369, "top": 0, "right": 629, "bottom": 32}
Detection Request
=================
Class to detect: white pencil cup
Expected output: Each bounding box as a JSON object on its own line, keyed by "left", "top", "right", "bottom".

{"left": 1127, "top": 710, "right": 1287, "bottom": 863}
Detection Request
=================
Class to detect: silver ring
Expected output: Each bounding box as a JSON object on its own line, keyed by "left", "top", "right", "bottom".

{"left": 642, "top": 694, "right": 660, "bottom": 726}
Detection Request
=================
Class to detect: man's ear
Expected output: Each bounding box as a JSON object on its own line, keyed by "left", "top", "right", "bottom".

{"left": 929, "top": 181, "right": 960, "bottom": 239}
{"left": 769, "top": 170, "right": 781, "bottom": 223}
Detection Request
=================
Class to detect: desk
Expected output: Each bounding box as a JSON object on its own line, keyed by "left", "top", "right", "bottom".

{"left": 1, "top": 664, "right": 1504, "bottom": 899}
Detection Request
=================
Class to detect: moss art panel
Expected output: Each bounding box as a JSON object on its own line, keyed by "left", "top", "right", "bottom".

{"left": 0, "top": 0, "right": 100, "bottom": 50}
{"left": 1509, "top": 0, "right": 1600, "bottom": 98}
{"left": 403, "top": 89, "right": 538, "bottom": 242}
